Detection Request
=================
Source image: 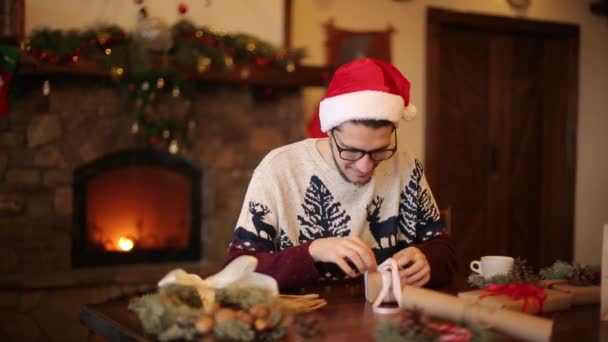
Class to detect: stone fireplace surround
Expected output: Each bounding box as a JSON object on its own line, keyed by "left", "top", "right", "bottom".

{"left": 0, "top": 76, "right": 310, "bottom": 340}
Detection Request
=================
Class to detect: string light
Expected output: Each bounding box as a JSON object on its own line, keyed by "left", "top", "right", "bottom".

{"left": 156, "top": 78, "right": 165, "bottom": 89}
{"left": 197, "top": 57, "right": 212, "bottom": 73}
{"left": 42, "top": 80, "right": 51, "bottom": 96}
{"left": 162, "top": 130, "right": 170, "bottom": 139}
{"left": 105, "top": 48, "right": 112, "bottom": 55}
{"left": 131, "top": 122, "right": 139, "bottom": 134}
{"left": 172, "top": 86, "right": 181, "bottom": 97}
{"left": 169, "top": 140, "right": 179, "bottom": 154}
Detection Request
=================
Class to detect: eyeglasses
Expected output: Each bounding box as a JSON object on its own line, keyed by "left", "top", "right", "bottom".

{"left": 330, "top": 129, "right": 397, "bottom": 161}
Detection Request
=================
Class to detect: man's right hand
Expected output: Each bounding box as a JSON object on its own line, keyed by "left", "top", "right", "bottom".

{"left": 308, "top": 236, "right": 377, "bottom": 277}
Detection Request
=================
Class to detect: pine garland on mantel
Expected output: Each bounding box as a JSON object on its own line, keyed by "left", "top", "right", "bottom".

{"left": 23, "top": 19, "right": 305, "bottom": 74}
{"left": 18, "top": 19, "right": 306, "bottom": 152}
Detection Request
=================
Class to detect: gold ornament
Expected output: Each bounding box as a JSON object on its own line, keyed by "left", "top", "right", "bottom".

{"left": 156, "top": 78, "right": 165, "bottom": 89}
{"left": 97, "top": 32, "right": 110, "bottom": 45}
{"left": 195, "top": 30, "right": 204, "bottom": 38}
{"left": 105, "top": 48, "right": 112, "bottom": 55}
{"left": 246, "top": 41, "right": 256, "bottom": 52}
{"left": 197, "top": 57, "right": 212, "bottom": 73}
{"left": 224, "top": 56, "right": 234, "bottom": 69}
{"left": 111, "top": 66, "right": 125, "bottom": 78}
{"left": 286, "top": 62, "right": 296, "bottom": 73}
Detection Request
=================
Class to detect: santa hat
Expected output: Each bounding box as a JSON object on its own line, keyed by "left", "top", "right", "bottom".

{"left": 319, "top": 58, "right": 416, "bottom": 133}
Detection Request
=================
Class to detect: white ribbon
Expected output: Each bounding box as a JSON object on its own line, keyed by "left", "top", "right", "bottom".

{"left": 157, "top": 255, "right": 279, "bottom": 295}
{"left": 372, "top": 257, "right": 403, "bottom": 314}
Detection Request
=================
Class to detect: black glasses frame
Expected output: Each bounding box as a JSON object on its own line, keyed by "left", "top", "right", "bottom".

{"left": 330, "top": 129, "right": 397, "bottom": 161}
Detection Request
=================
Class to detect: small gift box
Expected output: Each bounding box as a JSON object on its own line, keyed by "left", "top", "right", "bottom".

{"left": 551, "top": 283, "right": 600, "bottom": 305}
{"left": 457, "top": 284, "right": 572, "bottom": 314}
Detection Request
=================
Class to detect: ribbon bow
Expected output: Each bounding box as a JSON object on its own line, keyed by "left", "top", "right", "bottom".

{"left": 479, "top": 283, "right": 547, "bottom": 314}
{"left": 158, "top": 255, "right": 278, "bottom": 294}
{"left": 372, "top": 258, "right": 403, "bottom": 314}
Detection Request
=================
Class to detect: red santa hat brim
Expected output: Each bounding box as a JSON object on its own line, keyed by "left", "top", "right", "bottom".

{"left": 319, "top": 90, "right": 416, "bottom": 132}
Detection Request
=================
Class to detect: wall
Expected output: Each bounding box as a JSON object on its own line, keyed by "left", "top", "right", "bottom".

{"left": 25, "top": 0, "right": 285, "bottom": 46}
{"left": 292, "top": 0, "right": 608, "bottom": 265}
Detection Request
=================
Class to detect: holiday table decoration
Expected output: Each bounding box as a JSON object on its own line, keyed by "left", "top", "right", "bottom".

{"left": 539, "top": 260, "right": 601, "bottom": 305}
{"left": 457, "top": 285, "right": 572, "bottom": 314}
{"left": 129, "top": 256, "right": 325, "bottom": 341}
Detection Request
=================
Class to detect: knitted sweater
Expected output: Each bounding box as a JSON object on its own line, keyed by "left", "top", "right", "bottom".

{"left": 225, "top": 138, "right": 457, "bottom": 289}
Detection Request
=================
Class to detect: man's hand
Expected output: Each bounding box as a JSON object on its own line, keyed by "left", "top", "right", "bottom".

{"left": 392, "top": 247, "right": 430, "bottom": 287}
{"left": 309, "top": 236, "right": 377, "bottom": 277}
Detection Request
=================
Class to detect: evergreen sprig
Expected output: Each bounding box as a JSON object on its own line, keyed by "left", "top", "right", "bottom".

{"left": 128, "top": 284, "right": 315, "bottom": 342}
{"left": 467, "top": 274, "right": 512, "bottom": 288}
{"left": 539, "top": 260, "right": 574, "bottom": 280}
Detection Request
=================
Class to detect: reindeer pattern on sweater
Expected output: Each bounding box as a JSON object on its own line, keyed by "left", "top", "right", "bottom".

{"left": 229, "top": 139, "right": 444, "bottom": 280}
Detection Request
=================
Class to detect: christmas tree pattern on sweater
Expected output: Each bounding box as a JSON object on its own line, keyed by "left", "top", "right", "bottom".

{"left": 297, "top": 175, "right": 351, "bottom": 243}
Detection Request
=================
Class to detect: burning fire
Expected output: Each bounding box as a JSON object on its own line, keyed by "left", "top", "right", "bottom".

{"left": 117, "top": 236, "right": 135, "bottom": 252}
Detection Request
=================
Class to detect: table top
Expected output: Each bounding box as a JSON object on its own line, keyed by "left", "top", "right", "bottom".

{"left": 79, "top": 281, "right": 606, "bottom": 342}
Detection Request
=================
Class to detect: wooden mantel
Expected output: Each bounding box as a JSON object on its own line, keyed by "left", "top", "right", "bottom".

{"left": 15, "top": 52, "right": 334, "bottom": 87}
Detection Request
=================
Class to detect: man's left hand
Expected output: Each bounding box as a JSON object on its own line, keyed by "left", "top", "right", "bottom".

{"left": 392, "top": 247, "right": 430, "bottom": 287}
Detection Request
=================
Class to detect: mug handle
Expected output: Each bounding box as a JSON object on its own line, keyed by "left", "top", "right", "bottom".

{"left": 470, "top": 260, "right": 482, "bottom": 275}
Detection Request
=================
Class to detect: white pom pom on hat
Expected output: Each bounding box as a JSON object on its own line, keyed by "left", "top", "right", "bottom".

{"left": 319, "top": 58, "right": 416, "bottom": 133}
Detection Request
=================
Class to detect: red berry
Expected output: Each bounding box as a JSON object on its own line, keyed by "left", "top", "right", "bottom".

{"left": 178, "top": 3, "right": 188, "bottom": 14}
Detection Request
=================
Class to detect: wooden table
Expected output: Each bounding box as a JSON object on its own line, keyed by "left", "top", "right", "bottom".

{"left": 79, "top": 282, "right": 606, "bottom": 341}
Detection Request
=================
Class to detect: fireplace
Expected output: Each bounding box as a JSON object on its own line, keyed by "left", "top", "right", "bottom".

{"left": 71, "top": 148, "right": 203, "bottom": 267}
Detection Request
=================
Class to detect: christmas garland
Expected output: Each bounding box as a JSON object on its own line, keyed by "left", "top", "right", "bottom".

{"left": 128, "top": 284, "right": 323, "bottom": 341}
{"left": 468, "top": 258, "right": 600, "bottom": 288}
{"left": 125, "top": 71, "right": 196, "bottom": 152}
{"left": 23, "top": 19, "right": 304, "bottom": 73}
{"left": 539, "top": 260, "right": 600, "bottom": 286}
{"left": 21, "top": 18, "right": 305, "bottom": 152}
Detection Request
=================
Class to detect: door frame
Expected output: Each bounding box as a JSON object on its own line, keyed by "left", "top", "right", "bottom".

{"left": 425, "top": 8, "right": 579, "bottom": 265}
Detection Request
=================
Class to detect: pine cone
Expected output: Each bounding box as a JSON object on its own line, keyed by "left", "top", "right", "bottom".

{"left": 569, "top": 264, "right": 593, "bottom": 286}
{"left": 509, "top": 257, "right": 538, "bottom": 284}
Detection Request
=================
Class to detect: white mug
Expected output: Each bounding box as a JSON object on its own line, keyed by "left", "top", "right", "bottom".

{"left": 470, "top": 256, "right": 514, "bottom": 278}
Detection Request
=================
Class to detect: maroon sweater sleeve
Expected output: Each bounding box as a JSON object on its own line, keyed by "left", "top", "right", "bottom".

{"left": 224, "top": 241, "right": 321, "bottom": 289}
{"left": 417, "top": 234, "right": 459, "bottom": 287}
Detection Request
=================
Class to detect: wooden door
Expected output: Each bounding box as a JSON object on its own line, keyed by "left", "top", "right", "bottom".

{"left": 426, "top": 9, "right": 579, "bottom": 269}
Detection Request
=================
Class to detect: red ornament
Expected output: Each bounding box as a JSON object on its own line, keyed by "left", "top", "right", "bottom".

{"left": 149, "top": 136, "right": 160, "bottom": 145}
{"left": 178, "top": 3, "right": 188, "bottom": 14}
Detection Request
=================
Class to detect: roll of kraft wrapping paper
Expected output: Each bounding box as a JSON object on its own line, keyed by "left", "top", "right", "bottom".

{"left": 400, "top": 285, "right": 553, "bottom": 342}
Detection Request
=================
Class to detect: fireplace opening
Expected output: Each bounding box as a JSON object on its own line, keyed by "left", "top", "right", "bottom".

{"left": 72, "top": 148, "right": 203, "bottom": 267}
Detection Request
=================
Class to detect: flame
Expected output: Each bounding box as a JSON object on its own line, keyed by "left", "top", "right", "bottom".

{"left": 117, "top": 236, "right": 135, "bottom": 252}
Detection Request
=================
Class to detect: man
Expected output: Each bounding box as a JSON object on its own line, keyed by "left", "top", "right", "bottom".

{"left": 225, "top": 58, "right": 457, "bottom": 289}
